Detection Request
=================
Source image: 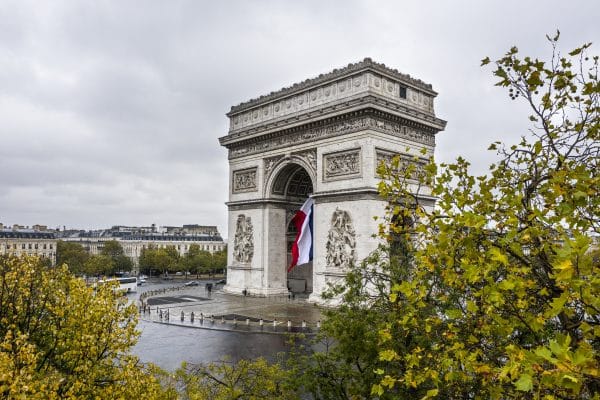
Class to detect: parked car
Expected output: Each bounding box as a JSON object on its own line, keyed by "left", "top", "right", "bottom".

{"left": 185, "top": 281, "right": 200, "bottom": 287}
{"left": 215, "top": 279, "right": 226, "bottom": 285}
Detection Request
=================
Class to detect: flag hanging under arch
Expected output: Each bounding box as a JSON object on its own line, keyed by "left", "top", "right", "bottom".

{"left": 288, "top": 197, "right": 314, "bottom": 272}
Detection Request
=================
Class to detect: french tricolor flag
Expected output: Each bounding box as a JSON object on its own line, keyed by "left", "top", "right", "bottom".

{"left": 288, "top": 197, "right": 315, "bottom": 272}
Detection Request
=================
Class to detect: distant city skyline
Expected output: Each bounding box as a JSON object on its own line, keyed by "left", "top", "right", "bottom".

{"left": 1, "top": 0, "right": 598, "bottom": 238}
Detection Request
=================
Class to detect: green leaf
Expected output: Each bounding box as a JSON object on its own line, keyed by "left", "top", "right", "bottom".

{"left": 569, "top": 47, "right": 582, "bottom": 56}
{"left": 490, "top": 248, "right": 509, "bottom": 266}
{"left": 515, "top": 374, "right": 533, "bottom": 392}
{"left": 421, "top": 388, "right": 439, "bottom": 399}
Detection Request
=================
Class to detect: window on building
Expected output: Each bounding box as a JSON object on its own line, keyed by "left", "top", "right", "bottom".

{"left": 34, "top": 243, "right": 38, "bottom": 249}
{"left": 50, "top": 244, "right": 53, "bottom": 249}
{"left": 43, "top": 244, "right": 47, "bottom": 249}
{"left": 22, "top": 244, "right": 26, "bottom": 249}
{"left": 399, "top": 86, "right": 407, "bottom": 99}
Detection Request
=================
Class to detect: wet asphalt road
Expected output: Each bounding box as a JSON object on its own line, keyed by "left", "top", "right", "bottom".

{"left": 130, "top": 279, "right": 313, "bottom": 371}
{"left": 133, "top": 319, "right": 291, "bottom": 371}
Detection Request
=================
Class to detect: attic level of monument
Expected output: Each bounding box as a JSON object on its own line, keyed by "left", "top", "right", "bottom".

{"left": 220, "top": 58, "right": 447, "bottom": 149}
{"left": 228, "top": 58, "right": 437, "bottom": 115}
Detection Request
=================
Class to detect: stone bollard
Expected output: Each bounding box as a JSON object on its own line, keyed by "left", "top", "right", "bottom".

{"left": 302, "top": 320, "right": 307, "bottom": 329}
{"left": 259, "top": 318, "right": 263, "bottom": 328}
{"left": 317, "top": 320, "right": 321, "bottom": 329}
{"left": 181, "top": 311, "right": 184, "bottom": 322}
{"left": 246, "top": 318, "right": 250, "bottom": 326}
{"left": 233, "top": 316, "right": 237, "bottom": 326}
{"left": 287, "top": 320, "right": 292, "bottom": 331}
{"left": 210, "top": 315, "right": 214, "bottom": 324}
{"left": 190, "top": 312, "right": 194, "bottom": 323}
{"left": 273, "top": 319, "right": 277, "bottom": 328}
{"left": 221, "top": 316, "right": 225, "bottom": 324}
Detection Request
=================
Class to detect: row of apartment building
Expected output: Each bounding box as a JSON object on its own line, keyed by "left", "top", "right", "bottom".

{"left": 0, "top": 226, "right": 57, "bottom": 264}
{"left": 0, "top": 223, "right": 226, "bottom": 271}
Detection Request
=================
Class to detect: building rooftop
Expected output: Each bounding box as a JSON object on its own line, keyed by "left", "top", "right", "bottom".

{"left": 0, "top": 229, "right": 56, "bottom": 239}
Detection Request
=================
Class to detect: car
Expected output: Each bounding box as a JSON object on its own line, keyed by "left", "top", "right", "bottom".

{"left": 215, "top": 279, "right": 226, "bottom": 285}
{"left": 184, "top": 281, "right": 200, "bottom": 287}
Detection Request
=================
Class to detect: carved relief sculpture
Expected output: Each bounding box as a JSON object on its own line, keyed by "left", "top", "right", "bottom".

{"left": 263, "top": 155, "right": 284, "bottom": 177}
{"left": 324, "top": 149, "right": 361, "bottom": 180}
{"left": 376, "top": 150, "right": 426, "bottom": 180}
{"left": 233, "top": 215, "right": 254, "bottom": 263}
{"left": 232, "top": 168, "right": 257, "bottom": 193}
{"left": 293, "top": 148, "right": 317, "bottom": 172}
{"left": 325, "top": 209, "right": 356, "bottom": 270}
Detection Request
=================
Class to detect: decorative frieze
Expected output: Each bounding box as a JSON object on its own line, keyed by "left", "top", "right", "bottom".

{"left": 325, "top": 209, "right": 356, "bottom": 270}
{"left": 323, "top": 149, "right": 361, "bottom": 181}
{"left": 232, "top": 167, "right": 257, "bottom": 193}
{"left": 228, "top": 114, "right": 435, "bottom": 159}
{"left": 233, "top": 215, "right": 254, "bottom": 264}
{"left": 375, "top": 149, "right": 427, "bottom": 180}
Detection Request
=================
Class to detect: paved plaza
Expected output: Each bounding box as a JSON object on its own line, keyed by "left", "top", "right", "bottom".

{"left": 137, "top": 281, "right": 324, "bottom": 335}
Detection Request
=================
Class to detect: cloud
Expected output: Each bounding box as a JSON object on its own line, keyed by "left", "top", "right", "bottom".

{"left": 0, "top": 0, "right": 598, "bottom": 237}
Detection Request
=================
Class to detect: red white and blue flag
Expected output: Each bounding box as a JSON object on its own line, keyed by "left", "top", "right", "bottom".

{"left": 288, "top": 197, "right": 315, "bottom": 272}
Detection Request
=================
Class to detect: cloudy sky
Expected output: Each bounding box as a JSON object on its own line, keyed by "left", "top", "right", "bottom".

{"left": 1, "top": 0, "right": 598, "bottom": 238}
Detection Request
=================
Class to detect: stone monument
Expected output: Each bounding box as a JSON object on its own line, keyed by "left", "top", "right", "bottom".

{"left": 219, "top": 58, "right": 446, "bottom": 302}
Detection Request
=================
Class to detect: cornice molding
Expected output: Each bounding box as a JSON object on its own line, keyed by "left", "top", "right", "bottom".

{"left": 222, "top": 109, "right": 439, "bottom": 160}
{"left": 221, "top": 95, "right": 446, "bottom": 145}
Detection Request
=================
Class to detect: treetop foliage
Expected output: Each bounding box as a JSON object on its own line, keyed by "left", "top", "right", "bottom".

{"left": 370, "top": 32, "right": 599, "bottom": 399}
{"left": 0, "top": 255, "right": 167, "bottom": 399}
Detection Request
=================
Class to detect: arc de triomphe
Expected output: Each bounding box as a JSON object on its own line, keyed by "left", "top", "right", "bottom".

{"left": 219, "top": 58, "right": 446, "bottom": 303}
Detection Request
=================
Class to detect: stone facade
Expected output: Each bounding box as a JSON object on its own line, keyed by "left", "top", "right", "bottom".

{"left": 0, "top": 229, "right": 57, "bottom": 265}
{"left": 219, "top": 58, "right": 446, "bottom": 302}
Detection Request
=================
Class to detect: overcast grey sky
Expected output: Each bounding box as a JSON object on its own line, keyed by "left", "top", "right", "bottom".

{"left": 1, "top": 0, "right": 598, "bottom": 238}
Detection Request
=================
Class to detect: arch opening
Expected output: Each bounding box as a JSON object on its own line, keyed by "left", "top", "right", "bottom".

{"left": 270, "top": 163, "right": 314, "bottom": 296}
{"left": 271, "top": 164, "right": 313, "bottom": 200}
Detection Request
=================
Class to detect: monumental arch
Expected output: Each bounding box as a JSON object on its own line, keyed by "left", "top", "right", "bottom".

{"left": 219, "top": 58, "right": 446, "bottom": 302}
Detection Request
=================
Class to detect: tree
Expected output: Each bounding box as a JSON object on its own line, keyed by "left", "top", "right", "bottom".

{"left": 84, "top": 254, "right": 115, "bottom": 276}
{"left": 138, "top": 245, "right": 158, "bottom": 275}
{"left": 0, "top": 255, "right": 169, "bottom": 399}
{"left": 101, "top": 240, "right": 133, "bottom": 273}
{"left": 56, "top": 241, "right": 89, "bottom": 275}
{"left": 138, "top": 246, "right": 180, "bottom": 276}
{"left": 182, "top": 244, "right": 211, "bottom": 277}
{"left": 370, "top": 33, "right": 599, "bottom": 398}
{"left": 172, "top": 358, "right": 299, "bottom": 400}
{"left": 211, "top": 248, "right": 228, "bottom": 276}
